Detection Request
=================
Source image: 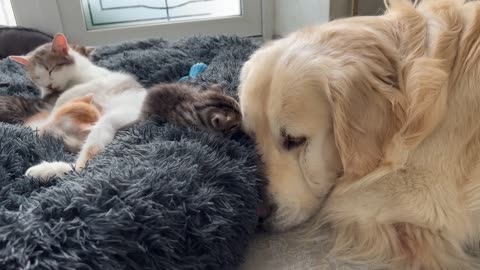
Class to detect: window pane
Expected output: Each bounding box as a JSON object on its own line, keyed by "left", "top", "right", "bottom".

{"left": 82, "top": 0, "right": 242, "bottom": 30}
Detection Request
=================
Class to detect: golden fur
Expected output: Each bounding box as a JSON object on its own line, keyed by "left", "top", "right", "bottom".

{"left": 239, "top": 0, "right": 480, "bottom": 268}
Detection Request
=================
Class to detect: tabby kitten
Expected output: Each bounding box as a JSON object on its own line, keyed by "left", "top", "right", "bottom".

{"left": 141, "top": 83, "right": 241, "bottom": 134}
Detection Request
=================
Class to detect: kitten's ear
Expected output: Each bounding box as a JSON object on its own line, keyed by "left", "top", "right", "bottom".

{"left": 52, "top": 33, "right": 69, "bottom": 55}
{"left": 85, "top": 93, "right": 103, "bottom": 111}
{"left": 74, "top": 94, "right": 95, "bottom": 104}
{"left": 211, "top": 112, "right": 238, "bottom": 131}
{"left": 208, "top": 84, "right": 224, "bottom": 93}
{"left": 78, "top": 123, "right": 94, "bottom": 132}
{"left": 9, "top": 55, "right": 30, "bottom": 66}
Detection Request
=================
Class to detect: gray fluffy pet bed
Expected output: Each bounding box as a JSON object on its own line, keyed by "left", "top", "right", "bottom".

{"left": 0, "top": 36, "right": 262, "bottom": 270}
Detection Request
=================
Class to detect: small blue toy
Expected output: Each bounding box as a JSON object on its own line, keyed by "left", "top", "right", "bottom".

{"left": 179, "top": 63, "right": 208, "bottom": 82}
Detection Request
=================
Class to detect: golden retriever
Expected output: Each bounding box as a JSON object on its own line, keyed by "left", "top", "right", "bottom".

{"left": 239, "top": 0, "right": 480, "bottom": 269}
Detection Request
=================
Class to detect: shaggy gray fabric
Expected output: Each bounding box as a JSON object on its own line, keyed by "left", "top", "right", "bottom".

{"left": 0, "top": 36, "right": 262, "bottom": 270}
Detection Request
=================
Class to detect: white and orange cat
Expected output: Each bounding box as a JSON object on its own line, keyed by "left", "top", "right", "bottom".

{"left": 10, "top": 33, "right": 147, "bottom": 180}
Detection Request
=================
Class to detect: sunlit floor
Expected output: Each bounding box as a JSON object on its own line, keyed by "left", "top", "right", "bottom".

{"left": 242, "top": 231, "right": 367, "bottom": 270}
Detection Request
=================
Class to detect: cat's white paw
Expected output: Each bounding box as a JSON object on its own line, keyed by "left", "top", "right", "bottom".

{"left": 25, "top": 161, "right": 73, "bottom": 182}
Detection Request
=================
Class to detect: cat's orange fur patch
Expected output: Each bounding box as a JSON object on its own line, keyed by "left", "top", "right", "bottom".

{"left": 53, "top": 95, "right": 101, "bottom": 126}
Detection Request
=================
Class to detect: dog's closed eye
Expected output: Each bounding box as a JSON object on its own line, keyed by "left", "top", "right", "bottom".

{"left": 283, "top": 135, "right": 307, "bottom": 150}
{"left": 280, "top": 128, "right": 306, "bottom": 150}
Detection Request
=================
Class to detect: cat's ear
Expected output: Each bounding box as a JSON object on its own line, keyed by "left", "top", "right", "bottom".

{"left": 85, "top": 46, "right": 95, "bottom": 57}
{"left": 78, "top": 123, "right": 94, "bottom": 132}
{"left": 9, "top": 55, "right": 30, "bottom": 66}
{"left": 52, "top": 33, "right": 69, "bottom": 55}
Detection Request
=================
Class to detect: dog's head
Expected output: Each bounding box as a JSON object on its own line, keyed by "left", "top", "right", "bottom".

{"left": 239, "top": 21, "right": 405, "bottom": 231}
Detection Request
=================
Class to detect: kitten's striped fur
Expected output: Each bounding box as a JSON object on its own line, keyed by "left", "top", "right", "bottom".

{"left": 141, "top": 83, "right": 241, "bottom": 134}
{"left": 0, "top": 92, "right": 58, "bottom": 124}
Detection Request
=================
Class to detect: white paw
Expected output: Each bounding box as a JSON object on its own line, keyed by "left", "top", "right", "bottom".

{"left": 25, "top": 161, "right": 73, "bottom": 182}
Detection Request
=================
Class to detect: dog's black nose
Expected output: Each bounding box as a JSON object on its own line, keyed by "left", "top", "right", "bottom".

{"left": 257, "top": 199, "right": 276, "bottom": 217}
{"left": 256, "top": 202, "right": 276, "bottom": 225}
{"left": 256, "top": 203, "right": 277, "bottom": 232}
{"left": 256, "top": 204, "right": 269, "bottom": 219}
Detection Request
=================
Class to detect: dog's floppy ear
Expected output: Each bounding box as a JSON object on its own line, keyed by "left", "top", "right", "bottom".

{"left": 323, "top": 43, "right": 408, "bottom": 180}
{"left": 328, "top": 0, "right": 458, "bottom": 184}
{"left": 326, "top": 72, "right": 403, "bottom": 180}
{"left": 381, "top": 0, "right": 459, "bottom": 165}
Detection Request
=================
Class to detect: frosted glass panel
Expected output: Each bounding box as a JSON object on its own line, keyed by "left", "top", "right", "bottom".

{"left": 82, "top": 0, "right": 242, "bottom": 30}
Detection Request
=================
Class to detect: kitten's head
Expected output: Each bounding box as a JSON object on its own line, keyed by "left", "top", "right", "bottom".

{"left": 199, "top": 85, "right": 241, "bottom": 134}
{"left": 48, "top": 94, "right": 101, "bottom": 153}
{"left": 9, "top": 33, "right": 92, "bottom": 97}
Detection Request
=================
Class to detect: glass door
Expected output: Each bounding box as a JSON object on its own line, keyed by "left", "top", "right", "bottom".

{"left": 10, "top": 0, "right": 268, "bottom": 45}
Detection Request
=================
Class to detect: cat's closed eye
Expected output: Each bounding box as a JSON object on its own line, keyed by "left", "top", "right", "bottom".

{"left": 48, "top": 64, "right": 64, "bottom": 75}
{"left": 54, "top": 63, "right": 66, "bottom": 68}
{"left": 39, "top": 63, "right": 49, "bottom": 71}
